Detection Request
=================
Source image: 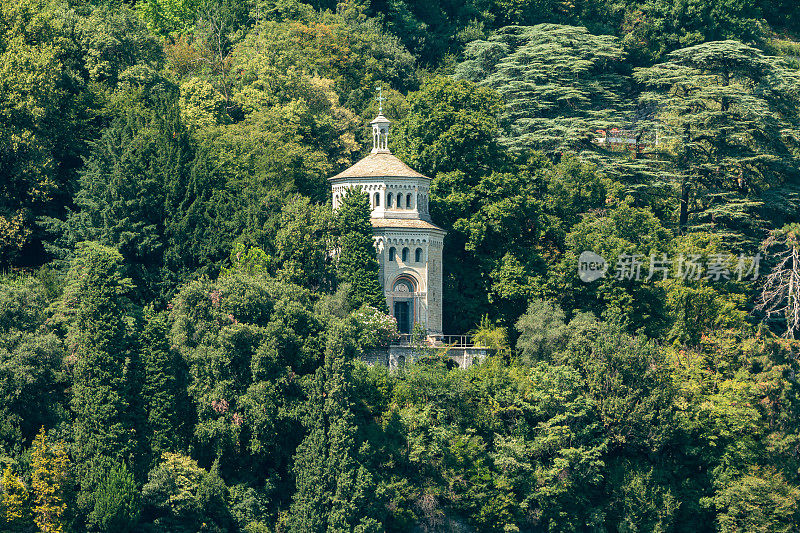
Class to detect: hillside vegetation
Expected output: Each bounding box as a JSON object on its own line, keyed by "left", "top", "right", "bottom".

{"left": 2, "top": 0, "right": 800, "bottom": 531}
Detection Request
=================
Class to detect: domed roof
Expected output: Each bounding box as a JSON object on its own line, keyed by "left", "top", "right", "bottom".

{"left": 330, "top": 152, "right": 429, "bottom": 181}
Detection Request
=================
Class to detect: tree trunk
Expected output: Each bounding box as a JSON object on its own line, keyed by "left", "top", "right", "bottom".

{"left": 679, "top": 182, "right": 689, "bottom": 234}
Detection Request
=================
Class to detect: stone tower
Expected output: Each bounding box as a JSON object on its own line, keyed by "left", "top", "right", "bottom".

{"left": 330, "top": 111, "right": 446, "bottom": 336}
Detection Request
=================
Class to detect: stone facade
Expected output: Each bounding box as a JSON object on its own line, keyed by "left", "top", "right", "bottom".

{"left": 330, "top": 113, "right": 446, "bottom": 335}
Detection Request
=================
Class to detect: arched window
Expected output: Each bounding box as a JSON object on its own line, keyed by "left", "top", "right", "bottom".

{"left": 389, "top": 247, "right": 396, "bottom": 261}
{"left": 374, "top": 192, "right": 380, "bottom": 207}
{"left": 387, "top": 193, "right": 393, "bottom": 208}
{"left": 402, "top": 247, "right": 409, "bottom": 262}
{"left": 396, "top": 194, "right": 402, "bottom": 208}
{"left": 415, "top": 248, "right": 422, "bottom": 262}
{"left": 406, "top": 193, "right": 412, "bottom": 208}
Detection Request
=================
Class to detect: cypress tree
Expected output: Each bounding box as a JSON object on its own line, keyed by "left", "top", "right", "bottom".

{"left": 140, "top": 307, "right": 185, "bottom": 464}
{"left": 66, "top": 242, "right": 140, "bottom": 472}
{"left": 68, "top": 83, "right": 193, "bottom": 302}
{"left": 335, "top": 188, "right": 386, "bottom": 311}
{"left": 288, "top": 322, "right": 381, "bottom": 532}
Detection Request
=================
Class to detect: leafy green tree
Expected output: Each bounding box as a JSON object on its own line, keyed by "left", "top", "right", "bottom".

{"left": 0, "top": 275, "right": 65, "bottom": 455}
{"left": 619, "top": 0, "right": 768, "bottom": 65}
{"left": 0, "top": 0, "right": 93, "bottom": 267}
{"left": 78, "top": 4, "right": 164, "bottom": 88}
{"left": 514, "top": 299, "right": 569, "bottom": 363}
{"left": 662, "top": 232, "right": 749, "bottom": 345}
{"left": 714, "top": 468, "right": 800, "bottom": 533}
{"left": 169, "top": 271, "right": 321, "bottom": 503}
{"left": 135, "top": 0, "right": 203, "bottom": 37}
{"left": 335, "top": 188, "right": 385, "bottom": 311}
{"left": 88, "top": 462, "right": 141, "bottom": 533}
{"left": 274, "top": 195, "right": 335, "bottom": 291}
{"left": 141, "top": 452, "right": 233, "bottom": 532}
{"left": 394, "top": 76, "right": 506, "bottom": 179}
{"left": 552, "top": 200, "right": 673, "bottom": 334}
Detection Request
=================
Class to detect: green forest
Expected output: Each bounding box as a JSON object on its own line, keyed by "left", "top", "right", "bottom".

{"left": 3, "top": 0, "right": 800, "bottom": 530}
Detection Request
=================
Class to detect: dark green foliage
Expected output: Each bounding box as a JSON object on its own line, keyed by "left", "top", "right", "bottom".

{"left": 288, "top": 321, "right": 381, "bottom": 532}
{"left": 635, "top": 40, "right": 800, "bottom": 243}
{"left": 0, "top": 275, "right": 66, "bottom": 455}
{"left": 457, "top": 24, "right": 631, "bottom": 156}
{"left": 88, "top": 462, "right": 141, "bottom": 533}
{"left": 65, "top": 242, "right": 141, "bottom": 473}
{"left": 168, "top": 271, "right": 322, "bottom": 516}
{"left": 68, "top": 80, "right": 193, "bottom": 301}
{"left": 335, "top": 188, "right": 386, "bottom": 312}
{"left": 1, "top": 0, "right": 800, "bottom": 530}
{"left": 140, "top": 308, "right": 186, "bottom": 463}
{"left": 275, "top": 195, "right": 336, "bottom": 291}
{"left": 394, "top": 76, "right": 507, "bottom": 179}
{"left": 0, "top": 0, "right": 95, "bottom": 267}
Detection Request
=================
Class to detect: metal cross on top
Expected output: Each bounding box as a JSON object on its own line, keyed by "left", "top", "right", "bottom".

{"left": 375, "top": 85, "right": 384, "bottom": 113}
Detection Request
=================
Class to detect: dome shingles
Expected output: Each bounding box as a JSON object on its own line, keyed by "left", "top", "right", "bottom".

{"left": 330, "top": 152, "right": 428, "bottom": 180}
{"left": 370, "top": 218, "right": 445, "bottom": 232}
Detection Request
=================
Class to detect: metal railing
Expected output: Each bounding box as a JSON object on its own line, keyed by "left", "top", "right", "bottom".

{"left": 392, "top": 334, "right": 482, "bottom": 348}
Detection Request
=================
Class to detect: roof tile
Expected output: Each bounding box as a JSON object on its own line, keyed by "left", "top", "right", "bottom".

{"left": 330, "top": 152, "right": 428, "bottom": 180}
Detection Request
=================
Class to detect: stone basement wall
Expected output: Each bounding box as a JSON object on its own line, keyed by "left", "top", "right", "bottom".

{"left": 362, "top": 346, "right": 489, "bottom": 370}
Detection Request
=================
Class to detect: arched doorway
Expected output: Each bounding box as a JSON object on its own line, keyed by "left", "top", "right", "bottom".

{"left": 392, "top": 276, "right": 416, "bottom": 334}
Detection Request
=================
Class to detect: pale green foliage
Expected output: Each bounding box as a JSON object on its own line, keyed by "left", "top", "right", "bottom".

{"left": 31, "top": 428, "right": 69, "bottom": 533}
{"left": 472, "top": 320, "right": 509, "bottom": 354}
{"left": 715, "top": 468, "right": 800, "bottom": 533}
{"left": 180, "top": 77, "right": 228, "bottom": 130}
{"left": 1, "top": 465, "right": 31, "bottom": 531}
{"left": 514, "top": 299, "right": 568, "bottom": 363}
{"left": 352, "top": 306, "right": 399, "bottom": 349}
{"left": 142, "top": 452, "right": 206, "bottom": 524}
{"left": 136, "top": 0, "right": 203, "bottom": 37}
{"left": 222, "top": 243, "right": 271, "bottom": 277}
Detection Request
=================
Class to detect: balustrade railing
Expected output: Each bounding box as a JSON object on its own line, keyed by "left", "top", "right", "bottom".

{"left": 392, "top": 334, "right": 482, "bottom": 348}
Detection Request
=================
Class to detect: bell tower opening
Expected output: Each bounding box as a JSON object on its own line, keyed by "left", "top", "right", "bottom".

{"left": 371, "top": 86, "right": 390, "bottom": 153}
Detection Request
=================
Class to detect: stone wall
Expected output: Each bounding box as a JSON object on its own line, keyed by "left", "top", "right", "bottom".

{"left": 426, "top": 236, "right": 444, "bottom": 335}
{"left": 362, "top": 346, "right": 489, "bottom": 370}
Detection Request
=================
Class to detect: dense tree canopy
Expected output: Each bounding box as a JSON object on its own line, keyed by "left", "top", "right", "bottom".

{"left": 0, "top": 0, "right": 800, "bottom": 530}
